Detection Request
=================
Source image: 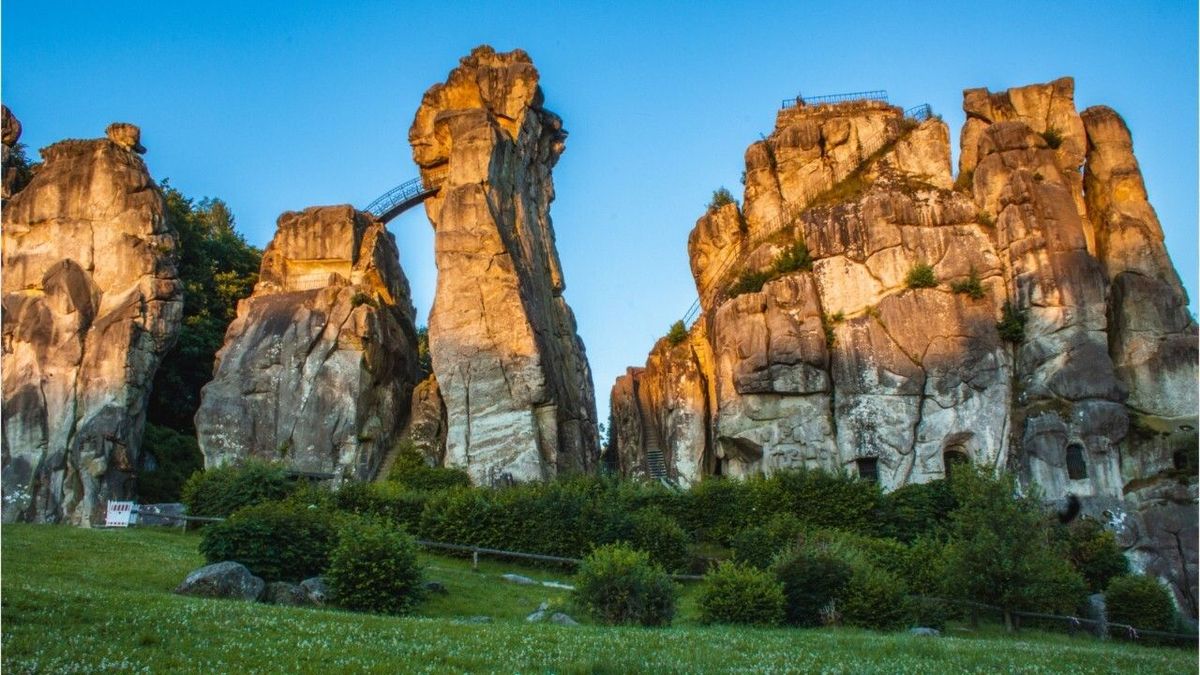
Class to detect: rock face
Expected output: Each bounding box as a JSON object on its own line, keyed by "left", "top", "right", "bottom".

{"left": 408, "top": 46, "right": 599, "bottom": 483}
{"left": 610, "top": 79, "right": 1197, "bottom": 613}
{"left": 2, "top": 125, "right": 183, "bottom": 525}
{"left": 195, "top": 205, "right": 420, "bottom": 480}
{"left": 2, "top": 105, "right": 27, "bottom": 199}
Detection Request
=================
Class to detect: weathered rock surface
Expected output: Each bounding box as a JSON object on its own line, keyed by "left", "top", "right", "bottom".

{"left": 2, "top": 125, "right": 183, "bottom": 525}
{"left": 265, "top": 581, "right": 309, "bottom": 606}
{"left": 195, "top": 205, "right": 420, "bottom": 480}
{"left": 409, "top": 46, "right": 598, "bottom": 483}
{"left": 2, "top": 105, "right": 27, "bottom": 200}
{"left": 174, "top": 561, "right": 265, "bottom": 601}
{"left": 610, "top": 79, "right": 1197, "bottom": 613}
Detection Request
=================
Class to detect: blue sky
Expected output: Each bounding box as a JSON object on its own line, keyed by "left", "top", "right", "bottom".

{"left": 4, "top": 1, "right": 1196, "bottom": 425}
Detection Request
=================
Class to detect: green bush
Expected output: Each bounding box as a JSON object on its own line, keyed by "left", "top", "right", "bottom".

{"left": 625, "top": 508, "right": 691, "bottom": 573}
{"left": 1105, "top": 575, "right": 1177, "bottom": 633}
{"left": 773, "top": 240, "right": 813, "bottom": 274}
{"left": 181, "top": 461, "right": 297, "bottom": 519}
{"left": 730, "top": 513, "right": 804, "bottom": 569}
{"left": 1041, "top": 128, "right": 1064, "bottom": 150}
{"left": 878, "top": 479, "right": 957, "bottom": 543}
{"left": 839, "top": 562, "right": 909, "bottom": 630}
{"left": 666, "top": 320, "right": 688, "bottom": 346}
{"left": 950, "top": 269, "right": 986, "bottom": 300}
{"left": 573, "top": 544, "right": 678, "bottom": 626}
{"left": 709, "top": 187, "right": 737, "bottom": 210}
{"left": 728, "top": 269, "right": 771, "bottom": 296}
{"left": 137, "top": 423, "right": 204, "bottom": 503}
{"left": 387, "top": 442, "right": 471, "bottom": 492}
{"left": 198, "top": 501, "right": 339, "bottom": 582}
{"left": 997, "top": 301, "right": 1027, "bottom": 343}
{"left": 327, "top": 519, "right": 425, "bottom": 615}
{"left": 698, "top": 561, "right": 786, "bottom": 626}
{"left": 1060, "top": 519, "right": 1129, "bottom": 592}
{"left": 905, "top": 262, "right": 938, "bottom": 289}
{"left": 349, "top": 291, "right": 377, "bottom": 308}
{"left": 976, "top": 210, "right": 995, "bottom": 227}
{"left": 772, "top": 547, "right": 852, "bottom": 626}
{"left": 771, "top": 469, "right": 883, "bottom": 535}
{"left": 333, "top": 481, "right": 428, "bottom": 533}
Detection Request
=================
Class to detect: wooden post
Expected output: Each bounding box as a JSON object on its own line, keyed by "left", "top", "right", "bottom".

{"left": 472, "top": 549, "right": 479, "bottom": 572}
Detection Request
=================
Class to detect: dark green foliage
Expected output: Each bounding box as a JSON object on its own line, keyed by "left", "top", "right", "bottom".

{"left": 708, "top": 187, "right": 736, "bottom": 210}
{"left": 1041, "top": 128, "right": 1064, "bottom": 150}
{"left": 198, "top": 501, "right": 338, "bottom": 582}
{"left": 697, "top": 561, "right": 786, "bottom": 626}
{"left": 940, "top": 468, "right": 1087, "bottom": 622}
{"left": 387, "top": 441, "right": 471, "bottom": 492}
{"left": 350, "top": 291, "right": 377, "bottom": 308}
{"left": 950, "top": 268, "right": 986, "bottom": 300}
{"left": 136, "top": 423, "right": 203, "bottom": 503}
{"left": 773, "top": 240, "right": 813, "bottom": 274}
{"left": 416, "top": 326, "right": 432, "bottom": 379}
{"left": 181, "top": 461, "right": 298, "bottom": 519}
{"left": 327, "top": 519, "right": 425, "bottom": 615}
{"left": 573, "top": 544, "right": 677, "bottom": 626}
{"left": 772, "top": 547, "right": 852, "bottom": 626}
{"left": 666, "top": 320, "right": 688, "bottom": 346}
{"left": 729, "top": 269, "right": 771, "bottom": 296}
{"left": 4, "top": 141, "right": 36, "bottom": 194}
{"left": 997, "top": 301, "right": 1027, "bottom": 343}
{"left": 1105, "top": 575, "right": 1177, "bottom": 634}
{"left": 839, "top": 562, "right": 909, "bottom": 630}
{"left": 976, "top": 210, "right": 995, "bottom": 227}
{"left": 905, "top": 262, "right": 938, "bottom": 289}
{"left": 730, "top": 513, "right": 804, "bottom": 569}
{"left": 879, "top": 479, "right": 957, "bottom": 543}
{"left": 333, "top": 481, "right": 428, "bottom": 533}
{"left": 626, "top": 508, "right": 691, "bottom": 572}
{"left": 1059, "top": 519, "right": 1130, "bottom": 592}
{"left": 954, "top": 169, "right": 975, "bottom": 193}
{"left": 148, "top": 183, "right": 260, "bottom": 433}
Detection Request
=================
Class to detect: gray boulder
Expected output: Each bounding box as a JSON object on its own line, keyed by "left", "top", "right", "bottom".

{"left": 909, "top": 627, "right": 941, "bottom": 637}
{"left": 299, "top": 577, "right": 330, "bottom": 606}
{"left": 265, "top": 581, "right": 309, "bottom": 606}
{"left": 1084, "top": 593, "right": 1108, "bottom": 638}
{"left": 423, "top": 581, "right": 449, "bottom": 595}
{"left": 526, "top": 600, "right": 550, "bottom": 623}
{"left": 549, "top": 612, "right": 579, "bottom": 626}
{"left": 174, "top": 562, "right": 264, "bottom": 601}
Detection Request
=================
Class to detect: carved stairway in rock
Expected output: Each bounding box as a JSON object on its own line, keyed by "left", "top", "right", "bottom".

{"left": 364, "top": 168, "right": 448, "bottom": 224}
{"left": 638, "top": 397, "right": 673, "bottom": 486}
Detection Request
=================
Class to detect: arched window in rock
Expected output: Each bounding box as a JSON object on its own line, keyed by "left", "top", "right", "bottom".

{"left": 855, "top": 457, "right": 879, "bottom": 483}
{"left": 943, "top": 446, "right": 971, "bottom": 478}
{"left": 1066, "top": 442, "right": 1087, "bottom": 480}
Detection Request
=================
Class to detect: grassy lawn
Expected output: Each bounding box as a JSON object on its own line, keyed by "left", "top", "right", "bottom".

{"left": 2, "top": 524, "right": 1193, "bottom": 673}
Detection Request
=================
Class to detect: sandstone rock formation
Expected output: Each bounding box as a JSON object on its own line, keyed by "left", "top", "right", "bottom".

{"left": 2, "top": 105, "right": 28, "bottom": 199}
{"left": 610, "top": 79, "right": 1197, "bottom": 613}
{"left": 2, "top": 124, "right": 183, "bottom": 524}
{"left": 408, "top": 46, "right": 599, "bottom": 483}
{"left": 195, "top": 205, "right": 420, "bottom": 480}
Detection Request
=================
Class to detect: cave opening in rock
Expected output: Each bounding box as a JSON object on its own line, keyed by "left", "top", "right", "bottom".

{"left": 1066, "top": 442, "right": 1087, "bottom": 480}
{"left": 943, "top": 446, "right": 971, "bottom": 478}
{"left": 855, "top": 457, "right": 878, "bottom": 483}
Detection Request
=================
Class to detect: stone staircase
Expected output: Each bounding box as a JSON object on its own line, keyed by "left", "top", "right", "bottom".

{"left": 638, "top": 397, "right": 673, "bottom": 486}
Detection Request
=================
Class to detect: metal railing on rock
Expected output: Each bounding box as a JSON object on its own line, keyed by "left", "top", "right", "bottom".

{"left": 782, "top": 89, "right": 889, "bottom": 109}
{"left": 364, "top": 168, "right": 448, "bottom": 224}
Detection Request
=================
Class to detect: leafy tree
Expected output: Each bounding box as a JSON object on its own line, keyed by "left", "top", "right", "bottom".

{"left": 416, "top": 326, "right": 432, "bottom": 379}
{"left": 940, "top": 467, "right": 1086, "bottom": 630}
{"left": 137, "top": 423, "right": 204, "bottom": 503}
{"left": 666, "top": 320, "right": 688, "bottom": 345}
{"left": 708, "top": 187, "right": 737, "bottom": 210}
{"left": 147, "top": 182, "right": 261, "bottom": 434}
{"left": 905, "top": 262, "right": 938, "bottom": 289}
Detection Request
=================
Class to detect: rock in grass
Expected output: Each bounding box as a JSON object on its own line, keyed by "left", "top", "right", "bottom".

{"left": 265, "top": 581, "right": 309, "bottom": 606}
{"left": 423, "top": 581, "right": 449, "bottom": 595}
{"left": 299, "top": 577, "right": 329, "bottom": 606}
{"left": 526, "top": 600, "right": 551, "bottom": 623}
{"left": 502, "top": 573, "right": 536, "bottom": 585}
{"left": 549, "top": 612, "right": 579, "bottom": 626}
{"left": 174, "top": 562, "right": 264, "bottom": 601}
{"left": 462, "top": 616, "right": 492, "bottom": 624}
{"left": 909, "top": 627, "right": 941, "bottom": 637}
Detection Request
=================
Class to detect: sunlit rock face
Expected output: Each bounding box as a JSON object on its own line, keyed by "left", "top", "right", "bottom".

{"left": 409, "top": 46, "right": 599, "bottom": 484}
{"left": 610, "top": 78, "right": 1197, "bottom": 614}
{"left": 195, "top": 205, "right": 420, "bottom": 481}
{"left": 2, "top": 125, "right": 183, "bottom": 524}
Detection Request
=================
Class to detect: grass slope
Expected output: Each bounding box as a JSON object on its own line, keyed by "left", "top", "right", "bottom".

{"left": 2, "top": 525, "right": 1192, "bottom": 674}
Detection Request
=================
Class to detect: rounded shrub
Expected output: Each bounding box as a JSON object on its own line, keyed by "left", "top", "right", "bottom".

{"left": 333, "top": 481, "right": 428, "bottom": 533}
{"left": 839, "top": 563, "right": 909, "bottom": 630}
{"left": 698, "top": 561, "right": 786, "bottom": 626}
{"left": 327, "top": 518, "right": 425, "bottom": 615}
{"left": 573, "top": 543, "right": 678, "bottom": 626}
{"left": 772, "top": 547, "right": 852, "bottom": 626}
{"left": 1105, "top": 575, "right": 1177, "bottom": 633}
{"left": 730, "top": 513, "right": 804, "bottom": 569}
{"left": 198, "top": 501, "right": 338, "bottom": 582}
{"left": 387, "top": 442, "right": 471, "bottom": 492}
{"left": 181, "top": 460, "right": 297, "bottom": 519}
{"left": 625, "top": 508, "right": 690, "bottom": 573}
{"left": 1062, "top": 519, "right": 1129, "bottom": 592}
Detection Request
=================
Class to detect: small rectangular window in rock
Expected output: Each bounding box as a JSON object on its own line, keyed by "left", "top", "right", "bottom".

{"left": 1066, "top": 443, "right": 1087, "bottom": 480}
{"left": 855, "top": 457, "right": 879, "bottom": 483}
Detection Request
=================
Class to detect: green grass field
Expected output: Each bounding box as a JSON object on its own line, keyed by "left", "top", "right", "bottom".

{"left": 2, "top": 524, "right": 1193, "bottom": 673}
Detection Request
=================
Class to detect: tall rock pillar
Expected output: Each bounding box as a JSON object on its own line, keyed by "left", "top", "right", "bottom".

{"left": 409, "top": 46, "right": 598, "bottom": 483}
